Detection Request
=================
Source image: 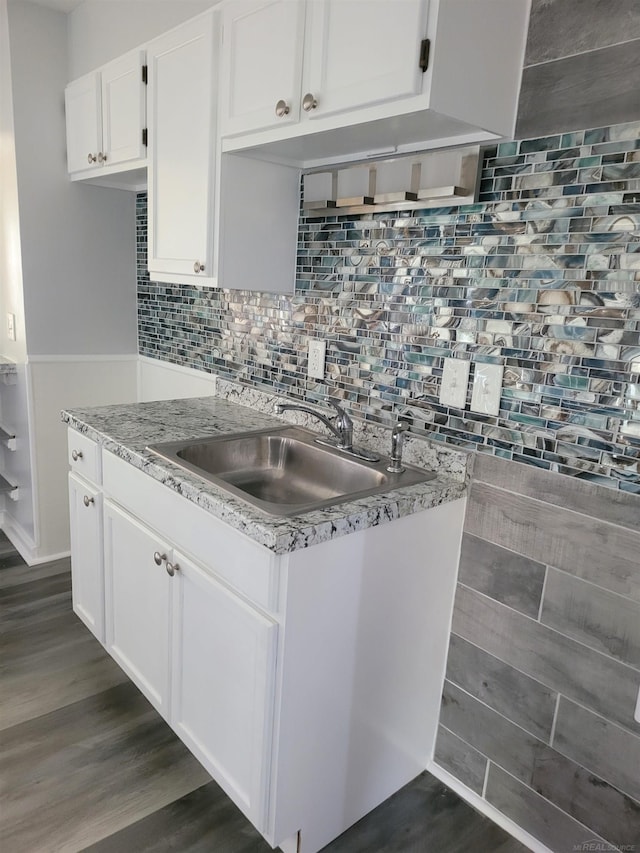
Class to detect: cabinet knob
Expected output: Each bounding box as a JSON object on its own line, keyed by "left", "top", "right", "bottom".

{"left": 166, "top": 561, "right": 180, "bottom": 577}
{"left": 153, "top": 551, "right": 167, "bottom": 566}
{"left": 302, "top": 93, "right": 318, "bottom": 112}
{"left": 275, "top": 99, "right": 290, "bottom": 118}
{"left": 83, "top": 495, "right": 94, "bottom": 507}
{"left": 71, "top": 449, "right": 83, "bottom": 461}
{"left": 97, "top": 152, "right": 107, "bottom": 163}
{"left": 87, "top": 153, "right": 97, "bottom": 164}
{"left": 193, "top": 261, "right": 205, "bottom": 273}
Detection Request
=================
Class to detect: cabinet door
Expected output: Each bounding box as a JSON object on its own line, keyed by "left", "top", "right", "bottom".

{"left": 64, "top": 72, "right": 101, "bottom": 174}
{"left": 68, "top": 473, "right": 104, "bottom": 642}
{"left": 171, "top": 552, "right": 277, "bottom": 830}
{"left": 303, "top": 0, "right": 427, "bottom": 121}
{"left": 101, "top": 48, "right": 146, "bottom": 167}
{"left": 220, "top": 0, "right": 305, "bottom": 136}
{"left": 147, "top": 12, "right": 216, "bottom": 280}
{"left": 104, "top": 500, "right": 171, "bottom": 717}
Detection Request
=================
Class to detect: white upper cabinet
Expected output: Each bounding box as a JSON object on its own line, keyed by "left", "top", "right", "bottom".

{"left": 65, "top": 48, "right": 146, "bottom": 178}
{"left": 221, "top": 0, "right": 425, "bottom": 138}
{"left": 146, "top": 11, "right": 218, "bottom": 283}
{"left": 220, "top": 0, "right": 306, "bottom": 136}
{"left": 302, "top": 0, "right": 427, "bottom": 121}
{"left": 219, "top": 0, "right": 530, "bottom": 168}
{"left": 65, "top": 71, "right": 102, "bottom": 175}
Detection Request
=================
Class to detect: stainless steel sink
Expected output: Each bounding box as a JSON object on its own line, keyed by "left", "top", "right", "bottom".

{"left": 148, "top": 426, "right": 435, "bottom": 516}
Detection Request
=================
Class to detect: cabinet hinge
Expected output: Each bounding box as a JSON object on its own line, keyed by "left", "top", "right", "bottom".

{"left": 141, "top": 64, "right": 148, "bottom": 85}
{"left": 142, "top": 128, "right": 148, "bottom": 147}
{"left": 419, "top": 38, "right": 430, "bottom": 72}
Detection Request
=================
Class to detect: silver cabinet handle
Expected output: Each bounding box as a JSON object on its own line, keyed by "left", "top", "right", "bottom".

{"left": 87, "top": 153, "right": 97, "bottom": 164}
{"left": 71, "top": 449, "right": 83, "bottom": 461}
{"left": 97, "top": 152, "right": 107, "bottom": 163}
{"left": 153, "top": 551, "right": 167, "bottom": 566}
{"left": 275, "top": 99, "right": 290, "bottom": 117}
{"left": 83, "top": 495, "right": 94, "bottom": 507}
{"left": 302, "top": 92, "right": 318, "bottom": 112}
{"left": 166, "top": 561, "right": 179, "bottom": 577}
{"left": 193, "top": 261, "right": 205, "bottom": 273}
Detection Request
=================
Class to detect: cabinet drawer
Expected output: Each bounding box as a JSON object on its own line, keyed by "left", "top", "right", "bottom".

{"left": 68, "top": 429, "right": 102, "bottom": 484}
{"left": 102, "top": 450, "right": 280, "bottom": 614}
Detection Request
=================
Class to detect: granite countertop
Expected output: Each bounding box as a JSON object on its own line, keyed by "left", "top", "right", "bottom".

{"left": 62, "top": 388, "right": 469, "bottom": 554}
{"left": 0, "top": 356, "right": 17, "bottom": 376}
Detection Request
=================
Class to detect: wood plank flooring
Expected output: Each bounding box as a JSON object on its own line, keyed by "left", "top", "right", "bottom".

{"left": 0, "top": 532, "right": 527, "bottom": 853}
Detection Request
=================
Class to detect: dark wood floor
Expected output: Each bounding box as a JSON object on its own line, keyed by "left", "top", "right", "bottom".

{"left": 0, "top": 531, "right": 527, "bottom": 853}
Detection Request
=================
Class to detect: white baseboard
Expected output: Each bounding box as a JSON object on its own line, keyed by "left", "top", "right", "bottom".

{"left": 427, "top": 760, "right": 551, "bottom": 853}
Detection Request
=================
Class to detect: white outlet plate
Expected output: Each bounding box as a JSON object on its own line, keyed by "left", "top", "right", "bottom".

{"left": 440, "top": 357, "right": 470, "bottom": 409}
{"left": 470, "top": 363, "right": 503, "bottom": 416}
{"left": 7, "top": 313, "right": 16, "bottom": 341}
{"left": 308, "top": 339, "right": 326, "bottom": 380}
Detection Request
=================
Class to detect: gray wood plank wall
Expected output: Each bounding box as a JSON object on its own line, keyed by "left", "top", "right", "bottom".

{"left": 434, "top": 454, "right": 640, "bottom": 850}
{"left": 516, "top": 0, "right": 640, "bottom": 137}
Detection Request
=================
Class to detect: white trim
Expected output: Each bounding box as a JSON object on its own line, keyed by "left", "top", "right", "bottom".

{"left": 137, "top": 354, "right": 218, "bottom": 381}
{"left": 27, "top": 354, "right": 139, "bottom": 364}
{"left": 1, "top": 515, "right": 37, "bottom": 565}
{"left": 427, "top": 760, "right": 551, "bottom": 853}
{"left": 24, "top": 362, "right": 41, "bottom": 549}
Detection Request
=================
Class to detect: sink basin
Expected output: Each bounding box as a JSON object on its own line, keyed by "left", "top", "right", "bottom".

{"left": 148, "top": 426, "right": 435, "bottom": 516}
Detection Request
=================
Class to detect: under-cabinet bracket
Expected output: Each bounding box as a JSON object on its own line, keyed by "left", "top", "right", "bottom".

{"left": 141, "top": 64, "right": 148, "bottom": 84}
{"left": 142, "top": 128, "right": 148, "bottom": 147}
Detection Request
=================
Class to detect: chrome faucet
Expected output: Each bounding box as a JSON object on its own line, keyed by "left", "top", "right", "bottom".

{"left": 274, "top": 397, "right": 354, "bottom": 449}
{"left": 387, "top": 421, "right": 408, "bottom": 473}
{"left": 273, "top": 396, "right": 379, "bottom": 462}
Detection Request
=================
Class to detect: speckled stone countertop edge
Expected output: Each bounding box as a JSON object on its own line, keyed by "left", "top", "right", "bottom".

{"left": 62, "top": 394, "right": 469, "bottom": 555}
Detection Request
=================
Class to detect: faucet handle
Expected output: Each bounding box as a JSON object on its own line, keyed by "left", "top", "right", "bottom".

{"left": 325, "top": 396, "right": 351, "bottom": 422}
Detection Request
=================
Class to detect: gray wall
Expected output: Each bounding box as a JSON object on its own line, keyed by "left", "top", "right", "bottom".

{"left": 517, "top": 0, "right": 640, "bottom": 138}
{"left": 434, "top": 454, "right": 640, "bottom": 849}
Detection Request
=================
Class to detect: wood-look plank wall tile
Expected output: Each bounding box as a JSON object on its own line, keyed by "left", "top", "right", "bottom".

{"left": 465, "top": 483, "right": 640, "bottom": 602}
{"left": 457, "top": 533, "right": 546, "bottom": 618}
{"left": 433, "top": 725, "right": 487, "bottom": 795}
{"left": 485, "top": 765, "right": 609, "bottom": 853}
{"left": 440, "top": 682, "right": 640, "bottom": 847}
{"left": 541, "top": 569, "right": 640, "bottom": 669}
{"left": 445, "top": 634, "right": 557, "bottom": 741}
{"left": 472, "top": 454, "right": 640, "bottom": 533}
{"left": 517, "top": 40, "right": 640, "bottom": 139}
{"left": 525, "top": 0, "right": 640, "bottom": 65}
{"left": 531, "top": 739, "right": 640, "bottom": 849}
{"left": 553, "top": 698, "right": 640, "bottom": 804}
{"left": 452, "top": 584, "right": 640, "bottom": 733}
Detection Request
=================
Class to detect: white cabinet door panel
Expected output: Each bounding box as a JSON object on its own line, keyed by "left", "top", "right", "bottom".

{"left": 171, "top": 553, "right": 277, "bottom": 831}
{"left": 221, "top": 0, "right": 305, "bottom": 136}
{"left": 304, "top": 0, "right": 427, "bottom": 120}
{"left": 101, "top": 49, "right": 146, "bottom": 167}
{"left": 147, "top": 13, "right": 216, "bottom": 279}
{"left": 65, "top": 72, "right": 101, "bottom": 174}
{"left": 68, "top": 473, "right": 104, "bottom": 642}
{"left": 104, "top": 500, "right": 171, "bottom": 717}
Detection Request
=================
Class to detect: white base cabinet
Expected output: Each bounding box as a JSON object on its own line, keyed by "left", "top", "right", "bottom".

{"left": 68, "top": 429, "right": 466, "bottom": 853}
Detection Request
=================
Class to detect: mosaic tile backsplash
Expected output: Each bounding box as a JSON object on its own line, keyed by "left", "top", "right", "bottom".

{"left": 137, "top": 120, "right": 640, "bottom": 493}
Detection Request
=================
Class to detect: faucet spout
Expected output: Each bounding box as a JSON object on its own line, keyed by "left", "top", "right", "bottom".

{"left": 274, "top": 401, "right": 351, "bottom": 448}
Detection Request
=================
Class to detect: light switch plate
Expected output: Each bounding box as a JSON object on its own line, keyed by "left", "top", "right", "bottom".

{"left": 470, "top": 363, "right": 503, "bottom": 416}
{"left": 440, "top": 357, "right": 470, "bottom": 409}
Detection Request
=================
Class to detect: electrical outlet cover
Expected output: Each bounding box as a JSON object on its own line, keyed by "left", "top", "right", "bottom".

{"left": 470, "top": 363, "right": 504, "bottom": 416}
{"left": 308, "top": 339, "right": 326, "bottom": 380}
{"left": 440, "top": 357, "right": 470, "bottom": 409}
